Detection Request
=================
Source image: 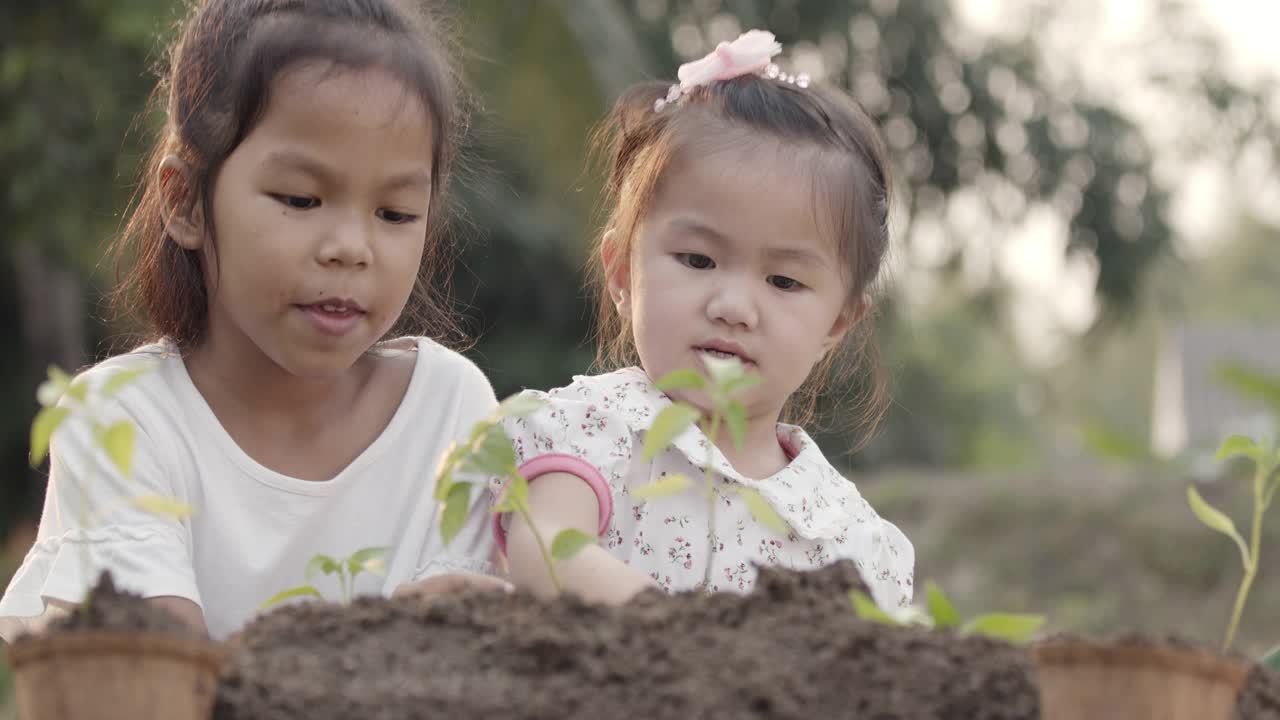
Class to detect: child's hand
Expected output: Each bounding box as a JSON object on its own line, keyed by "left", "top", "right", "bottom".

{"left": 392, "top": 572, "right": 513, "bottom": 599}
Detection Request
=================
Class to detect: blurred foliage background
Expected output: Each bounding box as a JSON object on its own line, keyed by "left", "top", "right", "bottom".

{"left": 2, "top": 0, "right": 1279, "bottom": 708}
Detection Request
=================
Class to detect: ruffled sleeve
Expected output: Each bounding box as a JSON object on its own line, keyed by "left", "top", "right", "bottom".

{"left": 0, "top": 381, "right": 198, "bottom": 642}
{"left": 407, "top": 350, "right": 501, "bottom": 581}
{"left": 490, "top": 384, "right": 637, "bottom": 553}
{"left": 761, "top": 425, "right": 915, "bottom": 610}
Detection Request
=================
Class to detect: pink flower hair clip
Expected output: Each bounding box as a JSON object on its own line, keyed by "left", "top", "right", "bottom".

{"left": 654, "top": 29, "right": 810, "bottom": 113}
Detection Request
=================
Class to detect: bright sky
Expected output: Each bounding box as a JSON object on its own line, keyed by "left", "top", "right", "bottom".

{"left": 924, "top": 0, "right": 1280, "bottom": 364}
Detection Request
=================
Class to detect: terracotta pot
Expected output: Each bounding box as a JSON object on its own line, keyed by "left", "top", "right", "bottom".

{"left": 1033, "top": 638, "right": 1251, "bottom": 720}
{"left": 7, "top": 630, "right": 224, "bottom": 720}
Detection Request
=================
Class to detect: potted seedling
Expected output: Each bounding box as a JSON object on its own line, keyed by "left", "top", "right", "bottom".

{"left": 434, "top": 357, "right": 787, "bottom": 597}
{"left": 629, "top": 356, "right": 790, "bottom": 589}
{"left": 7, "top": 365, "right": 223, "bottom": 720}
{"left": 260, "top": 548, "right": 388, "bottom": 609}
{"left": 850, "top": 579, "right": 1045, "bottom": 643}
{"left": 435, "top": 394, "right": 596, "bottom": 592}
{"left": 1034, "top": 364, "right": 1280, "bottom": 720}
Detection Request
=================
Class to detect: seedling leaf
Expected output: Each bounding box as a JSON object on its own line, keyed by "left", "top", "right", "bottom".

{"left": 348, "top": 547, "right": 387, "bottom": 577}
{"left": 722, "top": 374, "right": 763, "bottom": 397}
{"left": 260, "top": 584, "right": 323, "bottom": 610}
{"left": 1218, "top": 364, "right": 1280, "bottom": 416}
{"left": 101, "top": 420, "right": 136, "bottom": 478}
{"left": 63, "top": 378, "right": 89, "bottom": 404}
{"left": 962, "top": 613, "right": 1045, "bottom": 643}
{"left": 440, "top": 481, "right": 472, "bottom": 545}
{"left": 735, "top": 487, "right": 788, "bottom": 536}
{"left": 889, "top": 605, "right": 936, "bottom": 627}
{"left": 631, "top": 474, "right": 693, "bottom": 501}
{"left": 462, "top": 425, "right": 517, "bottom": 477}
{"left": 36, "top": 368, "right": 70, "bottom": 407}
{"left": 30, "top": 406, "right": 70, "bottom": 467}
{"left": 495, "top": 473, "right": 531, "bottom": 514}
{"left": 102, "top": 367, "right": 151, "bottom": 396}
{"left": 1188, "top": 486, "right": 1251, "bottom": 569}
{"left": 926, "top": 580, "right": 962, "bottom": 629}
{"left": 724, "top": 401, "right": 747, "bottom": 451}
{"left": 305, "top": 554, "right": 342, "bottom": 580}
{"left": 497, "top": 394, "right": 546, "bottom": 418}
{"left": 1262, "top": 645, "right": 1280, "bottom": 673}
{"left": 550, "top": 528, "right": 595, "bottom": 560}
{"left": 850, "top": 590, "right": 899, "bottom": 626}
{"left": 1216, "top": 435, "right": 1264, "bottom": 464}
{"left": 654, "top": 368, "right": 706, "bottom": 393}
{"left": 643, "top": 404, "right": 701, "bottom": 461}
{"left": 507, "top": 473, "right": 529, "bottom": 507}
{"left": 467, "top": 418, "right": 492, "bottom": 445}
{"left": 434, "top": 443, "right": 470, "bottom": 501}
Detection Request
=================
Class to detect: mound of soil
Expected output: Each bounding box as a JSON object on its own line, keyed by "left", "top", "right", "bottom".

{"left": 23, "top": 571, "right": 195, "bottom": 639}
{"left": 1237, "top": 666, "right": 1280, "bottom": 720}
{"left": 215, "top": 561, "right": 1040, "bottom": 719}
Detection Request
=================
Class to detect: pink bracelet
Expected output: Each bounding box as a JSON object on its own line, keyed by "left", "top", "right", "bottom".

{"left": 492, "top": 453, "right": 615, "bottom": 555}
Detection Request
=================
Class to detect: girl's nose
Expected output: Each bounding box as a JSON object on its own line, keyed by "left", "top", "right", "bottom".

{"left": 317, "top": 214, "right": 373, "bottom": 268}
{"left": 705, "top": 277, "right": 758, "bottom": 329}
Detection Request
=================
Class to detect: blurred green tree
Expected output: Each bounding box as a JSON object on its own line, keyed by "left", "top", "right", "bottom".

{"left": 0, "top": 0, "right": 175, "bottom": 534}
{"left": 1, "top": 0, "right": 1276, "bottom": 540}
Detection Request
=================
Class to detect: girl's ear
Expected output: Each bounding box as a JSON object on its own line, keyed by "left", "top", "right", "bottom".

{"left": 158, "top": 155, "right": 207, "bottom": 251}
{"left": 601, "top": 229, "right": 631, "bottom": 318}
{"left": 823, "top": 296, "right": 868, "bottom": 354}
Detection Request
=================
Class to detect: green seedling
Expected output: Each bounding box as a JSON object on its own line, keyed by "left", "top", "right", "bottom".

{"left": 29, "top": 364, "right": 194, "bottom": 590}
{"left": 1186, "top": 364, "right": 1280, "bottom": 651}
{"left": 261, "top": 547, "right": 387, "bottom": 608}
{"left": 32, "top": 364, "right": 151, "bottom": 477}
{"left": 435, "top": 394, "right": 596, "bottom": 594}
{"left": 1264, "top": 646, "right": 1280, "bottom": 673}
{"left": 630, "top": 357, "right": 788, "bottom": 591}
{"left": 851, "top": 579, "right": 1046, "bottom": 643}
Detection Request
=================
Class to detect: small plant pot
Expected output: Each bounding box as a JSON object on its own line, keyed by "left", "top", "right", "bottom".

{"left": 1033, "top": 638, "right": 1252, "bottom": 720}
{"left": 7, "top": 630, "right": 225, "bottom": 720}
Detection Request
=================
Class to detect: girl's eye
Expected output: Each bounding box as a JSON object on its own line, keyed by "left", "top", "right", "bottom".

{"left": 768, "top": 275, "right": 803, "bottom": 291}
{"left": 376, "top": 208, "right": 419, "bottom": 225}
{"left": 677, "top": 253, "right": 715, "bottom": 270}
{"left": 271, "top": 194, "right": 320, "bottom": 210}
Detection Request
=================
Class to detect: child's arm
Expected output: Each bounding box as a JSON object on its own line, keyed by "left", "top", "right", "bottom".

{"left": 147, "top": 596, "right": 208, "bottom": 635}
{"left": 12, "top": 595, "right": 209, "bottom": 640}
{"left": 506, "top": 472, "right": 658, "bottom": 604}
{"left": 392, "top": 573, "right": 512, "bottom": 599}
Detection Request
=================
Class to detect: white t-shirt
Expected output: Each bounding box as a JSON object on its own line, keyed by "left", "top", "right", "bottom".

{"left": 492, "top": 367, "right": 914, "bottom": 609}
{"left": 0, "top": 337, "right": 498, "bottom": 641}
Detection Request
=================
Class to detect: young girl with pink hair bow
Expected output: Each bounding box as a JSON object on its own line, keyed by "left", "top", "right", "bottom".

{"left": 492, "top": 31, "right": 914, "bottom": 609}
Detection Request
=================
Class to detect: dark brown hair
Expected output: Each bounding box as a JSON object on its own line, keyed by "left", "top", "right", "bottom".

{"left": 112, "top": 0, "right": 465, "bottom": 349}
{"left": 589, "top": 75, "right": 893, "bottom": 444}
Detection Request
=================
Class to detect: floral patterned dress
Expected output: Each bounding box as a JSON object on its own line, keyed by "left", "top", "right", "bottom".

{"left": 492, "top": 367, "right": 914, "bottom": 609}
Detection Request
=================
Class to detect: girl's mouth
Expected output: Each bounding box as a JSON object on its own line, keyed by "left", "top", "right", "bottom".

{"left": 297, "top": 301, "right": 365, "bottom": 337}
{"left": 699, "top": 347, "right": 739, "bottom": 360}
{"left": 694, "top": 344, "right": 756, "bottom": 367}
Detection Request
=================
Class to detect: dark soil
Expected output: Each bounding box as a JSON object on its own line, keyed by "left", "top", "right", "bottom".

{"left": 1237, "top": 666, "right": 1280, "bottom": 720}
{"left": 215, "top": 561, "right": 1040, "bottom": 720}
{"left": 23, "top": 571, "right": 196, "bottom": 639}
